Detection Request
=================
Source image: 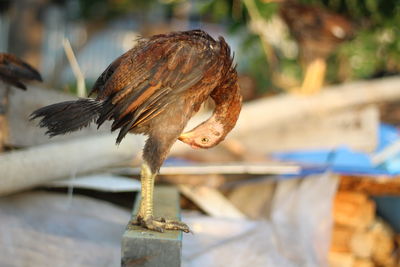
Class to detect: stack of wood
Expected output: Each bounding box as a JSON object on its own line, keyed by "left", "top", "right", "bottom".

{"left": 339, "top": 176, "right": 400, "bottom": 196}
{"left": 329, "top": 191, "right": 397, "bottom": 267}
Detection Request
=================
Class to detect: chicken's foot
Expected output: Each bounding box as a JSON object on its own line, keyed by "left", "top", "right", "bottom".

{"left": 130, "top": 163, "right": 190, "bottom": 233}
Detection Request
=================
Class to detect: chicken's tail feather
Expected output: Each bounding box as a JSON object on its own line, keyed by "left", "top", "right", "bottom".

{"left": 30, "top": 98, "right": 104, "bottom": 137}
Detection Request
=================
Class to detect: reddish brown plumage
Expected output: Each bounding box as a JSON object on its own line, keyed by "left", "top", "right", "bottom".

{"left": 31, "top": 30, "right": 242, "bottom": 173}
{"left": 279, "top": 1, "right": 353, "bottom": 63}
{"left": 0, "top": 53, "right": 42, "bottom": 90}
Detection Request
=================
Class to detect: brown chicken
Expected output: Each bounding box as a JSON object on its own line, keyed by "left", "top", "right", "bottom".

{"left": 275, "top": 0, "right": 353, "bottom": 93}
{"left": 0, "top": 53, "right": 42, "bottom": 90}
{"left": 31, "top": 30, "right": 242, "bottom": 232}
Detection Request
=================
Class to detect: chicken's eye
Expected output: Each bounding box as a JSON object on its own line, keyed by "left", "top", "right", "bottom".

{"left": 201, "top": 137, "right": 209, "bottom": 144}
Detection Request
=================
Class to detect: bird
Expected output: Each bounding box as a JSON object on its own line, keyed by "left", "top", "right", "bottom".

{"left": 0, "top": 53, "right": 42, "bottom": 90}
{"left": 30, "top": 29, "right": 242, "bottom": 232}
{"left": 0, "top": 53, "right": 42, "bottom": 151}
{"left": 279, "top": 0, "right": 353, "bottom": 94}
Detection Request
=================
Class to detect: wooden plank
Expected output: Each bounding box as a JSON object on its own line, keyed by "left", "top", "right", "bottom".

{"left": 237, "top": 105, "right": 379, "bottom": 154}
{"left": 160, "top": 174, "right": 226, "bottom": 188}
{"left": 371, "top": 140, "right": 400, "bottom": 165}
{"left": 45, "top": 173, "right": 142, "bottom": 192}
{"left": 113, "top": 162, "right": 300, "bottom": 176}
{"left": 227, "top": 178, "right": 275, "bottom": 219}
{"left": 179, "top": 185, "right": 246, "bottom": 219}
{"left": 122, "top": 186, "right": 182, "bottom": 267}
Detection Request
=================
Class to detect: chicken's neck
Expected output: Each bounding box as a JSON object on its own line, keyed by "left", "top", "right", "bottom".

{"left": 197, "top": 79, "right": 242, "bottom": 145}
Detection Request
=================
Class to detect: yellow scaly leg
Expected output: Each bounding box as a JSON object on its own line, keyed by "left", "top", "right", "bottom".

{"left": 299, "top": 58, "right": 327, "bottom": 94}
{"left": 132, "top": 162, "right": 190, "bottom": 233}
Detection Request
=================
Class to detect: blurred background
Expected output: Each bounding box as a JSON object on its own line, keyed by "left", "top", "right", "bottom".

{"left": 1, "top": 0, "right": 400, "bottom": 266}
{"left": 1, "top": 0, "right": 400, "bottom": 96}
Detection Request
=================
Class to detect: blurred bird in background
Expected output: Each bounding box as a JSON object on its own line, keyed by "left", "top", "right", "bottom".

{"left": 263, "top": 0, "right": 354, "bottom": 94}
{"left": 280, "top": 0, "right": 353, "bottom": 94}
{"left": 0, "top": 53, "right": 42, "bottom": 151}
{"left": 31, "top": 30, "right": 242, "bottom": 232}
{"left": 0, "top": 53, "right": 42, "bottom": 90}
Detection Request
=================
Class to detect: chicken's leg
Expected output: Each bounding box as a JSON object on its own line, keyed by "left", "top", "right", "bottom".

{"left": 0, "top": 85, "right": 10, "bottom": 151}
{"left": 131, "top": 162, "right": 190, "bottom": 233}
{"left": 299, "top": 58, "right": 327, "bottom": 94}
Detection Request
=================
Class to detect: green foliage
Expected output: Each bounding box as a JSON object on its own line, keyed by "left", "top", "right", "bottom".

{"left": 253, "top": 0, "right": 279, "bottom": 19}
{"left": 77, "top": 0, "right": 157, "bottom": 20}
{"left": 238, "top": 32, "right": 274, "bottom": 93}
{"left": 198, "top": 0, "right": 231, "bottom": 22}
{"left": 338, "top": 1, "right": 400, "bottom": 78}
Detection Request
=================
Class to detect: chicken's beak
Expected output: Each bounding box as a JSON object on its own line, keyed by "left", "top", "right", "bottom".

{"left": 178, "top": 132, "right": 203, "bottom": 149}
{"left": 178, "top": 132, "right": 192, "bottom": 143}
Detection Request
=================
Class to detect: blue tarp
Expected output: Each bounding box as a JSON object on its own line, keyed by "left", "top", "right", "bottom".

{"left": 272, "top": 124, "right": 400, "bottom": 176}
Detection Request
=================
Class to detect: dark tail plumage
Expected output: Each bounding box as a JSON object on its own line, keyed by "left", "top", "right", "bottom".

{"left": 0, "top": 53, "right": 43, "bottom": 90}
{"left": 30, "top": 98, "right": 104, "bottom": 137}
